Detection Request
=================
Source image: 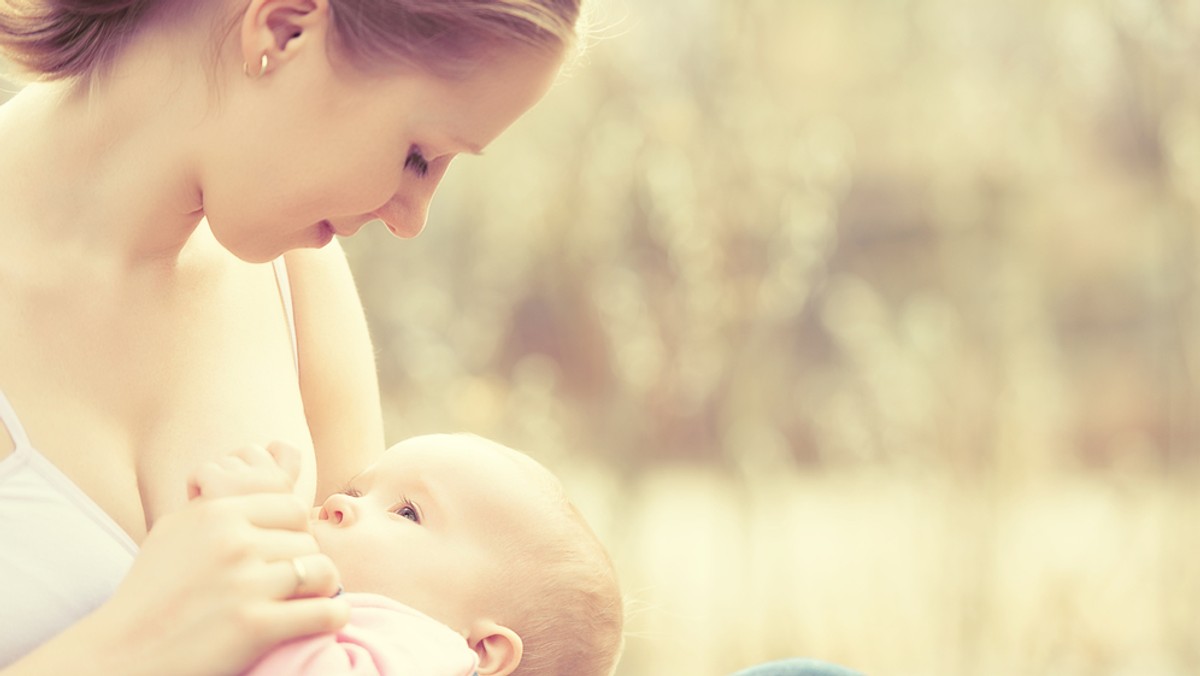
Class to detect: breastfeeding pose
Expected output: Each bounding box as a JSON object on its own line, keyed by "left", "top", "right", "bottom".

{"left": 0, "top": 0, "right": 577, "bottom": 672}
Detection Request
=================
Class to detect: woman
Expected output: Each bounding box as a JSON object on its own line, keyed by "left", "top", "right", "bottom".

{"left": 0, "top": 0, "right": 574, "bottom": 672}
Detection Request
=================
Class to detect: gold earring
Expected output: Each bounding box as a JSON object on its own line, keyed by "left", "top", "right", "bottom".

{"left": 244, "top": 53, "right": 269, "bottom": 79}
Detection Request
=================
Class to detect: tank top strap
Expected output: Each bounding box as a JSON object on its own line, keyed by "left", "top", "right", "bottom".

{"left": 0, "top": 388, "right": 32, "bottom": 450}
{"left": 271, "top": 257, "right": 300, "bottom": 376}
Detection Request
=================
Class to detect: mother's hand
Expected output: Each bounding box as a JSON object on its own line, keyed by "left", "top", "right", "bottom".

{"left": 115, "top": 492, "right": 346, "bottom": 674}
{"left": 10, "top": 493, "right": 347, "bottom": 676}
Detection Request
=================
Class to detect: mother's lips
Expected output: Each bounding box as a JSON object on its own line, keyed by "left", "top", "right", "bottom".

{"left": 323, "top": 220, "right": 366, "bottom": 239}
{"left": 323, "top": 211, "right": 424, "bottom": 240}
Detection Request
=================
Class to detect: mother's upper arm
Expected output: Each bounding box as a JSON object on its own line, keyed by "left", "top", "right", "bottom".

{"left": 284, "top": 242, "right": 385, "bottom": 503}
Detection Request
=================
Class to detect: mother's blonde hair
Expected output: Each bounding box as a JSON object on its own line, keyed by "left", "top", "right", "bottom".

{"left": 0, "top": 0, "right": 581, "bottom": 80}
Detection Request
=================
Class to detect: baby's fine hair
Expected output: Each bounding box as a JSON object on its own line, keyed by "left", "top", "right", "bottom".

{"left": 0, "top": 0, "right": 582, "bottom": 80}
{"left": 459, "top": 435, "right": 624, "bottom": 676}
{"left": 506, "top": 498, "right": 623, "bottom": 676}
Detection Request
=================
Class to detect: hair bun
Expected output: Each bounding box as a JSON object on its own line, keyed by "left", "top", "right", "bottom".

{"left": 0, "top": 0, "right": 152, "bottom": 79}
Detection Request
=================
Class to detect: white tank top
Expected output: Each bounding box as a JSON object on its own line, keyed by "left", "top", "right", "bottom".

{"left": 0, "top": 258, "right": 298, "bottom": 665}
{"left": 0, "top": 387, "right": 139, "bottom": 666}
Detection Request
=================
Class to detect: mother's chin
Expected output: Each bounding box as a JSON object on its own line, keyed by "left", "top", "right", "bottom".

{"left": 202, "top": 215, "right": 335, "bottom": 263}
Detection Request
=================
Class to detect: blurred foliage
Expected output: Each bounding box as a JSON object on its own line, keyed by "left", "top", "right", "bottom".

{"left": 342, "top": 1, "right": 1200, "bottom": 673}
{"left": 350, "top": 0, "right": 1200, "bottom": 479}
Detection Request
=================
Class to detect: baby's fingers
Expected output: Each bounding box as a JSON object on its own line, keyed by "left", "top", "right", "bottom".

{"left": 203, "top": 493, "right": 312, "bottom": 532}
{"left": 230, "top": 444, "right": 278, "bottom": 470}
{"left": 265, "top": 441, "right": 302, "bottom": 486}
{"left": 189, "top": 448, "right": 296, "bottom": 500}
{"left": 187, "top": 459, "right": 226, "bottom": 500}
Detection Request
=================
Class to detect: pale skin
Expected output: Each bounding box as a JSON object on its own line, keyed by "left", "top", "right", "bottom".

{"left": 189, "top": 437, "right": 555, "bottom": 676}
{"left": 0, "top": 0, "right": 565, "bottom": 673}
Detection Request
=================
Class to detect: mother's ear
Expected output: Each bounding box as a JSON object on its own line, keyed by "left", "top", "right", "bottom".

{"left": 468, "top": 621, "right": 523, "bottom": 676}
{"left": 239, "top": 0, "right": 330, "bottom": 76}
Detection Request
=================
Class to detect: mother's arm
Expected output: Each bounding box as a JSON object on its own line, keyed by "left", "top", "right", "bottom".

{"left": 285, "top": 241, "right": 386, "bottom": 502}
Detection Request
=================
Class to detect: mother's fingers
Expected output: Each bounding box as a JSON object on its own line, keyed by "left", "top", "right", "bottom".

{"left": 244, "top": 528, "right": 321, "bottom": 561}
{"left": 275, "top": 553, "right": 341, "bottom": 599}
{"left": 249, "top": 597, "right": 351, "bottom": 648}
{"left": 205, "top": 497, "right": 340, "bottom": 596}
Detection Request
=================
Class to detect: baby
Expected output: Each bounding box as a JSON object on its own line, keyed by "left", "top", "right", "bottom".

{"left": 189, "top": 434, "right": 624, "bottom": 676}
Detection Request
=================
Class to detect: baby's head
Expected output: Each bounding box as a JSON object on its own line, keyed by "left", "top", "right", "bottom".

{"left": 311, "top": 433, "right": 623, "bottom": 676}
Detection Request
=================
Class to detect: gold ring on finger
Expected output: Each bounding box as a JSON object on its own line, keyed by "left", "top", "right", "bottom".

{"left": 290, "top": 557, "right": 308, "bottom": 594}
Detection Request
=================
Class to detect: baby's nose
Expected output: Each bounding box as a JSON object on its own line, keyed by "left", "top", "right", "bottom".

{"left": 318, "top": 494, "right": 354, "bottom": 525}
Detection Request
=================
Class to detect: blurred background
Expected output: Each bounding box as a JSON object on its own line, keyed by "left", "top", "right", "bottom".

{"left": 6, "top": 0, "right": 1199, "bottom": 674}
{"left": 346, "top": 1, "right": 1200, "bottom": 674}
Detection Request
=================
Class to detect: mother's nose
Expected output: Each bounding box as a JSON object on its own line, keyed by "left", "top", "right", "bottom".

{"left": 372, "top": 155, "right": 455, "bottom": 239}
{"left": 317, "top": 493, "right": 356, "bottom": 526}
{"left": 371, "top": 193, "right": 429, "bottom": 240}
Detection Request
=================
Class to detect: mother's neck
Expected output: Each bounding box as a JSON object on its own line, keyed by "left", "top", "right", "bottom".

{"left": 0, "top": 11, "right": 229, "bottom": 273}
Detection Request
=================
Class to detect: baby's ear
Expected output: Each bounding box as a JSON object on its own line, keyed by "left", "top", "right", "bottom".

{"left": 467, "top": 621, "right": 523, "bottom": 676}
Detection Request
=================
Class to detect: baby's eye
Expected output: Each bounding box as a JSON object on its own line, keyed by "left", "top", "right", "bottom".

{"left": 338, "top": 486, "right": 362, "bottom": 498}
{"left": 393, "top": 499, "right": 421, "bottom": 524}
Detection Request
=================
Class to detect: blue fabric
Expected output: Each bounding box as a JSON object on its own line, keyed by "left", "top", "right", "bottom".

{"left": 729, "top": 658, "right": 865, "bottom": 676}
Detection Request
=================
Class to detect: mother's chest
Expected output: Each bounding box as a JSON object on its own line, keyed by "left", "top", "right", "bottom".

{"left": 0, "top": 263, "right": 316, "bottom": 542}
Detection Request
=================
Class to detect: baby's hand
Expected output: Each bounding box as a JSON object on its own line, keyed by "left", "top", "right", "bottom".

{"left": 187, "top": 442, "right": 301, "bottom": 500}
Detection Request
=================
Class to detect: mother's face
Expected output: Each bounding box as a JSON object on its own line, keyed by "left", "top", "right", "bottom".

{"left": 200, "top": 14, "right": 564, "bottom": 262}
